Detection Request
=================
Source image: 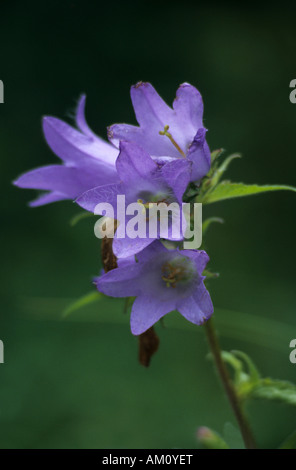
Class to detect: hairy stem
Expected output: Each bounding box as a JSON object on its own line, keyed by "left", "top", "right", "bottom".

{"left": 204, "top": 317, "right": 257, "bottom": 449}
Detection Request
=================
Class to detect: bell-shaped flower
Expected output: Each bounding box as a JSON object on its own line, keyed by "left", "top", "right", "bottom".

{"left": 108, "top": 82, "right": 211, "bottom": 182}
{"left": 76, "top": 141, "right": 191, "bottom": 258}
{"left": 14, "top": 96, "right": 119, "bottom": 206}
{"left": 96, "top": 241, "right": 213, "bottom": 335}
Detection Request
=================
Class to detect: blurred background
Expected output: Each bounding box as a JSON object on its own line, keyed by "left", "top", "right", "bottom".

{"left": 0, "top": 0, "right": 296, "bottom": 449}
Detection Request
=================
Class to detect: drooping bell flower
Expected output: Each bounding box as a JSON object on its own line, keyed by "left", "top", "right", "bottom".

{"left": 96, "top": 241, "right": 213, "bottom": 335}
{"left": 14, "top": 95, "right": 119, "bottom": 206}
{"left": 76, "top": 141, "right": 191, "bottom": 258}
{"left": 107, "top": 82, "right": 211, "bottom": 182}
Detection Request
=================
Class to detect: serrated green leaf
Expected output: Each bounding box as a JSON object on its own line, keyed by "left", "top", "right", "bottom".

{"left": 70, "top": 211, "right": 95, "bottom": 227}
{"left": 279, "top": 431, "right": 296, "bottom": 449}
{"left": 251, "top": 378, "right": 296, "bottom": 406}
{"left": 202, "top": 182, "right": 296, "bottom": 204}
{"left": 62, "top": 291, "right": 103, "bottom": 318}
{"left": 221, "top": 350, "right": 296, "bottom": 406}
{"left": 202, "top": 217, "right": 224, "bottom": 236}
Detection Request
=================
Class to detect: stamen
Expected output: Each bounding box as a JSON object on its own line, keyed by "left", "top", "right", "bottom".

{"left": 159, "top": 125, "right": 186, "bottom": 158}
{"left": 161, "top": 262, "right": 185, "bottom": 288}
{"left": 137, "top": 199, "right": 155, "bottom": 215}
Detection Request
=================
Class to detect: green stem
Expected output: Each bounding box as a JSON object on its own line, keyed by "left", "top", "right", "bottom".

{"left": 204, "top": 317, "right": 257, "bottom": 449}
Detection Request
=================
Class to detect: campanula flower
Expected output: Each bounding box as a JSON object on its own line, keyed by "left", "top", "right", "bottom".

{"left": 108, "top": 82, "right": 211, "bottom": 182}
{"left": 96, "top": 241, "right": 213, "bottom": 335}
{"left": 76, "top": 141, "right": 191, "bottom": 258}
{"left": 14, "top": 95, "right": 119, "bottom": 206}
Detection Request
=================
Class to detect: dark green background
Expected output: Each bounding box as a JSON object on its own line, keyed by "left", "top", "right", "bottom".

{"left": 0, "top": 0, "right": 296, "bottom": 449}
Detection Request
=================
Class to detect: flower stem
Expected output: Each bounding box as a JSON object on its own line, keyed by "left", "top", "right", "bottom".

{"left": 204, "top": 317, "right": 257, "bottom": 449}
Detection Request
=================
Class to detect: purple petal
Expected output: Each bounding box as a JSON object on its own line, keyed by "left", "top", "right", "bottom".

{"left": 116, "top": 141, "right": 157, "bottom": 184}
{"left": 43, "top": 116, "right": 118, "bottom": 166}
{"left": 187, "top": 128, "right": 211, "bottom": 181}
{"left": 14, "top": 160, "right": 120, "bottom": 204}
{"left": 29, "top": 191, "right": 67, "bottom": 207}
{"left": 75, "top": 94, "right": 99, "bottom": 139}
{"left": 173, "top": 83, "right": 204, "bottom": 135}
{"left": 107, "top": 123, "right": 143, "bottom": 149}
{"left": 180, "top": 249, "right": 209, "bottom": 275}
{"left": 165, "top": 205, "right": 186, "bottom": 241}
{"left": 130, "top": 295, "right": 176, "bottom": 335}
{"left": 161, "top": 158, "right": 191, "bottom": 202}
{"left": 136, "top": 240, "right": 167, "bottom": 263}
{"left": 14, "top": 165, "right": 91, "bottom": 198}
{"left": 96, "top": 263, "right": 142, "bottom": 298}
{"left": 117, "top": 256, "right": 137, "bottom": 268}
{"left": 76, "top": 183, "right": 122, "bottom": 213}
{"left": 113, "top": 236, "right": 154, "bottom": 259}
{"left": 109, "top": 82, "right": 181, "bottom": 158}
{"left": 108, "top": 82, "right": 207, "bottom": 160}
{"left": 130, "top": 82, "right": 173, "bottom": 129}
{"left": 152, "top": 156, "right": 176, "bottom": 165}
{"left": 177, "top": 284, "right": 213, "bottom": 325}
{"left": 108, "top": 122, "right": 181, "bottom": 158}
{"left": 192, "top": 282, "right": 214, "bottom": 317}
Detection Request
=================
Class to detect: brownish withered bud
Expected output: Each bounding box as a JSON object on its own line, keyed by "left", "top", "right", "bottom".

{"left": 138, "top": 327, "right": 160, "bottom": 367}
{"left": 101, "top": 237, "right": 118, "bottom": 273}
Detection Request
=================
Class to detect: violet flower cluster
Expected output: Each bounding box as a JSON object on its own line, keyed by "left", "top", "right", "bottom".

{"left": 14, "top": 82, "right": 214, "bottom": 335}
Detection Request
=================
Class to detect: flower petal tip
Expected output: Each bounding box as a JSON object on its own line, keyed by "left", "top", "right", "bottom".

{"left": 132, "top": 81, "right": 148, "bottom": 90}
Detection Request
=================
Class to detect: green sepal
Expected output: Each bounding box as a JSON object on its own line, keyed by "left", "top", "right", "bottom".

{"left": 202, "top": 217, "right": 224, "bottom": 236}
{"left": 208, "top": 153, "right": 241, "bottom": 189}
{"left": 210, "top": 148, "right": 224, "bottom": 164}
{"left": 197, "top": 152, "right": 240, "bottom": 200}
{"left": 70, "top": 211, "right": 96, "bottom": 226}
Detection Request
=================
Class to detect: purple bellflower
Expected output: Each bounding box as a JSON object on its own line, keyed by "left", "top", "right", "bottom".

{"left": 76, "top": 141, "right": 191, "bottom": 258}
{"left": 96, "top": 241, "right": 213, "bottom": 335}
{"left": 14, "top": 95, "right": 119, "bottom": 206}
{"left": 108, "top": 82, "right": 211, "bottom": 182}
